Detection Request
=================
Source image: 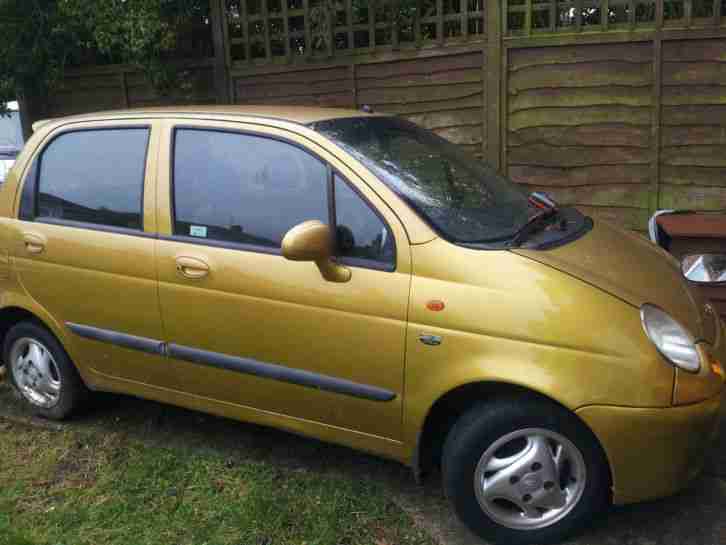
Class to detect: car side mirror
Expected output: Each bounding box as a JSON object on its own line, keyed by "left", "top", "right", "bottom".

{"left": 281, "top": 220, "right": 351, "bottom": 283}
{"left": 681, "top": 254, "right": 726, "bottom": 284}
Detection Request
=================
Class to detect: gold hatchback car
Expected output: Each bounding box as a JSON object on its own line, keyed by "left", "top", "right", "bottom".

{"left": 1, "top": 107, "right": 723, "bottom": 544}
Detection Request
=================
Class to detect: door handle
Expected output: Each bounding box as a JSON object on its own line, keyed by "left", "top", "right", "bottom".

{"left": 175, "top": 256, "right": 210, "bottom": 279}
{"left": 22, "top": 232, "right": 46, "bottom": 254}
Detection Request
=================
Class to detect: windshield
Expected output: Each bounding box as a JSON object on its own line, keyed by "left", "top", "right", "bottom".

{"left": 313, "top": 117, "right": 530, "bottom": 243}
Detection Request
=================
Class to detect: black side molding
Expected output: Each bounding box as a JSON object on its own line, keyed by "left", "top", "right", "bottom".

{"left": 167, "top": 343, "right": 396, "bottom": 402}
{"left": 66, "top": 323, "right": 166, "bottom": 356}
{"left": 65, "top": 322, "right": 396, "bottom": 403}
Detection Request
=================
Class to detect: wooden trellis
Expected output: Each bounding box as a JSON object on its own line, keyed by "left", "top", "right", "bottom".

{"left": 224, "top": 1, "right": 486, "bottom": 64}
{"left": 505, "top": 0, "right": 725, "bottom": 34}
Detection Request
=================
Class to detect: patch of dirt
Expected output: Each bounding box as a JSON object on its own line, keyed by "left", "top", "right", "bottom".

{"left": 0, "top": 377, "right": 66, "bottom": 431}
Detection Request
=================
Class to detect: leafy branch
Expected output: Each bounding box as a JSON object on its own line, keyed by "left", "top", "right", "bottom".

{"left": 0, "top": 0, "right": 210, "bottom": 118}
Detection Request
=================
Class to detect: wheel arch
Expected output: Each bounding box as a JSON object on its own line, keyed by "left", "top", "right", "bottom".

{"left": 412, "top": 380, "right": 613, "bottom": 489}
{"left": 0, "top": 306, "right": 51, "bottom": 349}
{"left": 0, "top": 304, "right": 75, "bottom": 371}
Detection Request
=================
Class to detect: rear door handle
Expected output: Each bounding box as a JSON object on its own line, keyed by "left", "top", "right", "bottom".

{"left": 175, "top": 256, "right": 210, "bottom": 279}
{"left": 22, "top": 232, "right": 46, "bottom": 254}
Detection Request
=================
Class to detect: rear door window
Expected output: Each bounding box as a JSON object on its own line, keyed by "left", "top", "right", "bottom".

{"left": 36, "top": 128, "right": 149, "bottom": 230}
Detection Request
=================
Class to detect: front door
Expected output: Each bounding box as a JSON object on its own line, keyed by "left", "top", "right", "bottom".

{"left": 9, "top": 121, "right": 169, "bottom": 385}
{"left": 154, "top": 120, "right": 411, "bottom": 440}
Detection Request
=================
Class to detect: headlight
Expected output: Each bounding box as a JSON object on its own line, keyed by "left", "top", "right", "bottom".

{"left": 641, "top": 304, "right": 701, "bottom": 373}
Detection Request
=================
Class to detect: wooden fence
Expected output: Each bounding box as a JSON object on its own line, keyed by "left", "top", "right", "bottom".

{"left": 41, "top": 0, "right": 726, "bottom": 231}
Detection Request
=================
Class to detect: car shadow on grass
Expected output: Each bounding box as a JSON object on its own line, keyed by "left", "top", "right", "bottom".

{"left": 1, "top": 382, "right": 725, "bottom": 545}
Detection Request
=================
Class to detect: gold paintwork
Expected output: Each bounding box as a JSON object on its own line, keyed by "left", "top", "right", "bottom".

{"left": 151, "top": 116, "right": 412, "bottom": 444}
{"left": 514, "top": 221, "right": 706, "bottom": 342}
{"left": 0, "top": 106, "right": 722, "bottom": 506}
{"left": 577, "top": 394, "right": 722, "bottom": 504}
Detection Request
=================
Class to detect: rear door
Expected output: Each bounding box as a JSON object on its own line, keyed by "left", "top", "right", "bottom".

{"left": 154, "top": 119, "right": 412, "bottom": 440}
{"left": 9, "top": 120, "right": 169, "bottom": 385}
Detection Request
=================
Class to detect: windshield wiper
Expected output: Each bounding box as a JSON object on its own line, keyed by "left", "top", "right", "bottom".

{"left": 508, "top": 209, "right": 560, "bottom": 247}
{"left": 507, "top": 191, "right": 563, "bottom": 247}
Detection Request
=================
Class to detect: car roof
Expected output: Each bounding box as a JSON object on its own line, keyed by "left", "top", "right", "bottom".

{"left": 35, "top": 105, "right": 382, "bottom": 132}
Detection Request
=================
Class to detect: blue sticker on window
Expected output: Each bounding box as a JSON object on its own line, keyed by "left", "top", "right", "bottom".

{"left": 190, "top": 225, "right": 208, "bottom": 238}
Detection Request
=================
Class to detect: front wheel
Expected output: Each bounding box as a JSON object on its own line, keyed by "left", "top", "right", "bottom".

{"left": 442, "top": 397, "right": 610, "bottom": 545}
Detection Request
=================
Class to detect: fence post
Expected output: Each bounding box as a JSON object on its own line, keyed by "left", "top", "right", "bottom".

{"left": 650, "top": 3, "right": 664, "bottom": 217}
{"left": 485, "top": 0, "right": 502, "bottom": 170}
{"left": 210, "top": 0, "right": 232, "bottom": 104}
{"left": 120, "top": 71, "right": 130, "bottom": 108}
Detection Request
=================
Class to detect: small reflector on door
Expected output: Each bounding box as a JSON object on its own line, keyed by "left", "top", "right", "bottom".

{"left": 426, "top": 300, "right": 445, "bottom": 312}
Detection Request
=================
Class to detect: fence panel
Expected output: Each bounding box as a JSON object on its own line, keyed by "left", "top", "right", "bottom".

{"left": 355, "top": 51, "right": 486, "bottom": 157}
{"left": 48, "top": 73, "right": 128, "bottom": 117}
{"left": 660, "top": 37, "right": 726, "bottom": 212}
{"left": 234, "top": 65, "right": 355, "bottom": 106}
{"left": 48, "top": 63, "right": 218, "bottom": 117}
{"left": 36, "top": 0, "right": 726, "bottom": 232}
{"left": 506, "top": 42, "right": 655, "bottom": 230}
{"left": 231, "top": 47, "right": 487, "bottom": 157}
{"left": 126, "top": 66, "right": 217, "bottom": 108}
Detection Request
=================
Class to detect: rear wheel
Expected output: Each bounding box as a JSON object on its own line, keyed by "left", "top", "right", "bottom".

{"left": 442, "top": 397, "right": 610, "bottom": 545}
{"left": 4, "top": 321, "right": 88, "bottom": 420}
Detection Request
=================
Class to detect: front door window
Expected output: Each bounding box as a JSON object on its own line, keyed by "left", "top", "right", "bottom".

{"left": 172, "top": 129, "right": 328, "bottom": 248}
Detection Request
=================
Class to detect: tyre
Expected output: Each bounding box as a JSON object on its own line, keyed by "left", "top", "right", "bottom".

{"left": 4, "top": 321, "right": 88, "bottom": 420}
{"left": 442, "top": 397, "right": 610, "bottom": 545}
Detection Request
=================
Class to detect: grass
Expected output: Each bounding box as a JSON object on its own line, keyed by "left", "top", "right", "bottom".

{"left": 0, "top": 395, "right": 435, "bottom": 545}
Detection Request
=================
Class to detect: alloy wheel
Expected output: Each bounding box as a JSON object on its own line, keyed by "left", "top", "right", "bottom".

{"left": 473, "top": 427, "right": 587, "bottom": 530}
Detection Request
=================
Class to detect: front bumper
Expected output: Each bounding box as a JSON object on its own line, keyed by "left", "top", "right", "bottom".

{"left": 576, "top": 392, "right": 722, "bottom": 504}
